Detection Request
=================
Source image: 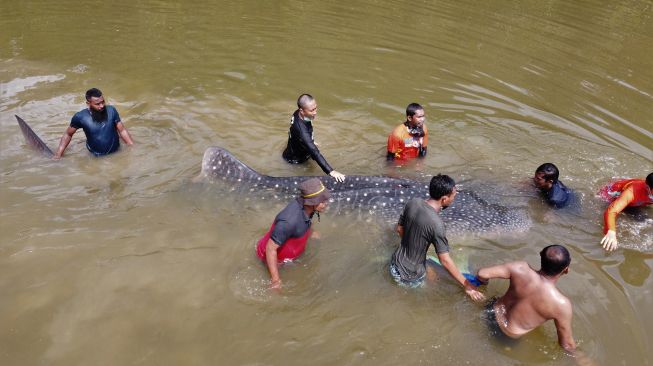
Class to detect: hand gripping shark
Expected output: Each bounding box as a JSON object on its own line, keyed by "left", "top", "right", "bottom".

{"left": 199, "top": 147, "right": 531, "bottom": 236}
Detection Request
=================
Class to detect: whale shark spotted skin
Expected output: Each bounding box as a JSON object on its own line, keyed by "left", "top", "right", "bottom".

{"left": 199, "top": 146, "right": 531, "bottom": 235}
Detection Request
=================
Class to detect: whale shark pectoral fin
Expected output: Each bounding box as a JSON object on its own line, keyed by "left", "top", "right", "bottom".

{"left": 15, "top": 115, "right": 54, "bottom": 158}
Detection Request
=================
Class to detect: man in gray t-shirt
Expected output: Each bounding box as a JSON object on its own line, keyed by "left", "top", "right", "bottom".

{"left": 390, "top": 174, "right": 484, "bottom": 301}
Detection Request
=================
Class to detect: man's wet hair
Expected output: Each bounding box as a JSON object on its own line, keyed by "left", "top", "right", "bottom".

{"left": 429, "top": 174, "right": 456, "bottom": 200}
{"left": 646, "top": 172, "right": 653, "bottom": 189}
{"left": 535, "top": 163, "right": 559, "bottom": 182}
{"left": 85, "top": 88, "right": 103, "bottom": 101}
{"left": 540, "top": 245, "right": 571, "bottom": 276}
{"left": 297, "top": 94, "right": 315, "bottom": 109}
{"left": 406, "top": 103, "right": 423, "bottom": 117}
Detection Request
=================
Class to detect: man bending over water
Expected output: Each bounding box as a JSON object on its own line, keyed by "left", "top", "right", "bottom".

{"left": 599, "top": 172, "right": 653, "bottom": 251}
{"left": 390, "top": 174, "right": 484, "bottom": 301}
{"left": 477, "top": 245, "right": 579, "bottom": 352}
{"left": 256, "top": 178, "right": 331, "bottom": 289}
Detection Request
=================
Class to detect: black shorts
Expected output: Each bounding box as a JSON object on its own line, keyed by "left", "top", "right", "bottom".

{"left": 483, "top": 297, "right": 518, "bottom": 345}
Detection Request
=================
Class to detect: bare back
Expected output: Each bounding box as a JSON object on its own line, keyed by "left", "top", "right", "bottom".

{"left": 493, "top": 261, "right": 571, "bottom": 338}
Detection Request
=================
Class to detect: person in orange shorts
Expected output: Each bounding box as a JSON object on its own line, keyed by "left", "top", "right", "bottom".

{"left": 599, "top": 172, "right": 653, "bottom": 251}
{"left": 387, "top": 103, "right": 428, "bottom": 161}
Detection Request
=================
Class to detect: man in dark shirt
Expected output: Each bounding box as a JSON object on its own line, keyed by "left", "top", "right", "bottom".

{"left": 390, "top": 174, "right": 484, "bottom": 301}
{"left": 533, "top": 163, "right": 574, "bottom": 209}
{"left": 282, "top": 94, "right": 345, "bottom": 182}
{"left": 53, "top": 88, "right": 134, "bottom": 159}
{"left": 256, "top": 178, "right": 331, "bottom": 289}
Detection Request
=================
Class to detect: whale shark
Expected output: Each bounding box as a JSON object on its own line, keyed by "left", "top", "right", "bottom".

{"left": 199, "top": 146, "right": 531, "bottom": 236}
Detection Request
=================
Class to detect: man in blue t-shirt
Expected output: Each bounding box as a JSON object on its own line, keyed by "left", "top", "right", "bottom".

{"left": 53, "top": 88, "right": 134, "bottom": 159}
{"left": 533, "top": 163, "right": 574, "bottom": 209}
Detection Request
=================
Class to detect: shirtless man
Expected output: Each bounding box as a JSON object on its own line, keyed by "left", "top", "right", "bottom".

{"left": 477, "top": 245, "right": 577, "bottom": 352}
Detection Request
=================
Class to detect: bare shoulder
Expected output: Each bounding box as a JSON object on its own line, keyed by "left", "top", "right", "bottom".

{"left": 544, "top": 284, "right": 573, "bottom": 319}
{"left": 506, "top": 261, "right": 532, "bottom": 273}
{"left": 553, "top": 290, "right": 572, "bottom": 309}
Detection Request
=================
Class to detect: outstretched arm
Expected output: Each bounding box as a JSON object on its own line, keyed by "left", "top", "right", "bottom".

{"left": 293, "top": 120, "right": 341, "bottom": 179}
{"left": 116, "top": 122, "right": 134, "bottom": 145}
{"left": 477, "top": 263, "right": 513, "bottom": 283}
{"left": 601, "top": 188, "right": 634, "bottom": 251}
{"left": 53, "top": 126, "right": 77, "bottom": 159}
{"left": 438, "top": 252, "right": 485, "bottom": 302}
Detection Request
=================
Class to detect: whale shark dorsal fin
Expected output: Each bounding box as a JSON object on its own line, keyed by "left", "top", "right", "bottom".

{"left": 15, "top": 115, "right": 54, "bottom": 158}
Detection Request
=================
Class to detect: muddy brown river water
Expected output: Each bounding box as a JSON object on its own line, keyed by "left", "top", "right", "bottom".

{"left": 1, "top": 1, "right": 652, "bottom": 365}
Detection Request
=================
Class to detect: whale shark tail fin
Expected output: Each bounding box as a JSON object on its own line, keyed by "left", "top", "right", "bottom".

{"left": 15, "top": 115, "right": 54, "bottom": 158}
{"left": 200, "top": 146, "right": 262, "bottom": 184}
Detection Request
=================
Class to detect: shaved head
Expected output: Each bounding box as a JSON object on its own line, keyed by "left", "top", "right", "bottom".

{"left": 297, "top": 94, "right": 315, "bottom": 109}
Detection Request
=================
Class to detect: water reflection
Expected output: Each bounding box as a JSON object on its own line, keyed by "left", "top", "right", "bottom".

{"left": 619, "top": 250, "right": 653, "bottom": 287}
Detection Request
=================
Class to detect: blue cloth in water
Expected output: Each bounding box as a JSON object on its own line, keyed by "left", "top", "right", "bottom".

{"left": 463, "top": 273, "right": 482, "bottom": 286}
{"left": 426, "top": 255, "right": 482, "bottom": 286}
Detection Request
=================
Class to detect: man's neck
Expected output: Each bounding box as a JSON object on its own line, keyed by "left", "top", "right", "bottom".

{"left": 425, "top": 198, "right": 443, "bottom": 213}
{"left": 536, "top": 270, "right": 561, "bottom": 283}
{"left": 303, "top": 205, "right": 315, "bottom": 217}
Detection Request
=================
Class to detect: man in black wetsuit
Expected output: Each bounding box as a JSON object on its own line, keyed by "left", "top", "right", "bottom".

{"left": 282, "top": 94, "right": 345, "bottom": 182}
{"left": 533, "top": 163, "right": 574, "bottom": 209}
{"left": 53, "top": 88, "right": 134, "bottom": 159}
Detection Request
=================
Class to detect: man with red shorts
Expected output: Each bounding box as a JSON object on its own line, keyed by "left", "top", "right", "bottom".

{"left": 387, "top": 103, "right": 428, "bottom": 161}
{"left": 599, "top": 172, "right": 653, "bottom": 251}
{"left": 256, "top": 178, "right": 331, "bottom": 288}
